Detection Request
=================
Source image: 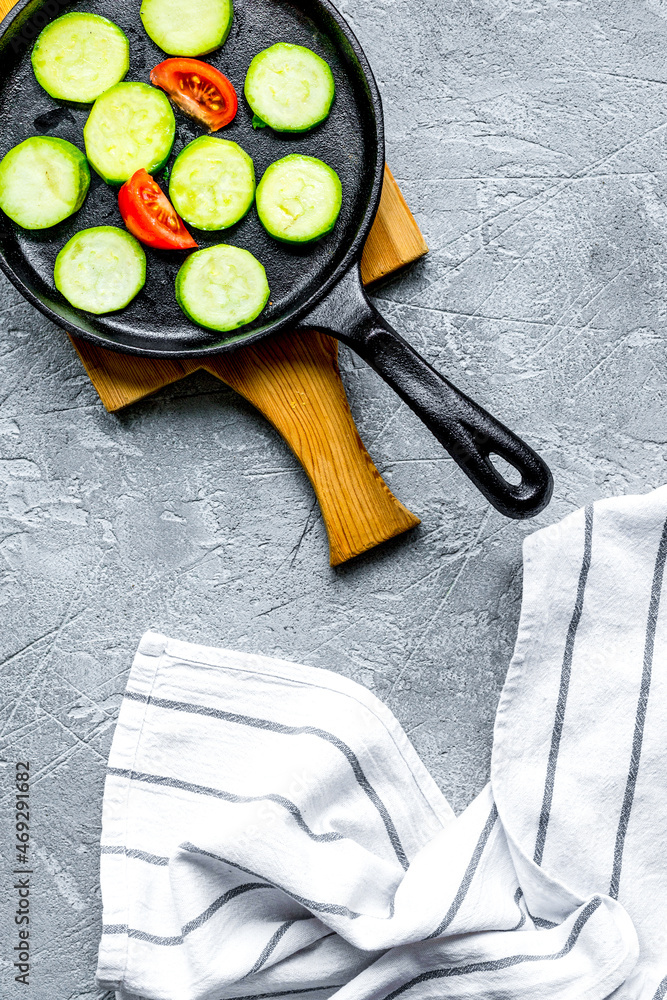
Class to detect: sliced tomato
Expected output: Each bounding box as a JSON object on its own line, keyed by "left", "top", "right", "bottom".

{"left": 118, "top": 169, "right": 198, "bottom": 250}
{"left": 150, "top": 58, "right": 238, "bottom": 131}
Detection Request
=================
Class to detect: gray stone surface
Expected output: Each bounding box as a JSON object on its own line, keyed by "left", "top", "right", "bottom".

{"left": 2, "top": 0, "right": 667, "bottom": 995}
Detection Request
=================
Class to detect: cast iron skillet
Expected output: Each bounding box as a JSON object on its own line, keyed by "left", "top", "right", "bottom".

{"left": 0, "top": 0, "right": 553, "bottom": 519}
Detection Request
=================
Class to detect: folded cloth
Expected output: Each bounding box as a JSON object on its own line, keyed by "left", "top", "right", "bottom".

{"left": 97, "top": 486, "right": 667, "bottom": 1000}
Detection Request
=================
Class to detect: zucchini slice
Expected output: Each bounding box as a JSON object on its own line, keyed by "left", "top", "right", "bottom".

{"left": 54, "top": 227, "right": 146, "bottom": 314}
{"left": 169, "top": 136, "right": 255, "bottom": 230}
{"left": 140, "top": 0, "right": 233, "bottom": 57}
{"left": 0, "top": 137, "right": 90, "bottom": 230}
{"left": 176, "top": 244, "right": 269, "bottom": 331}
{"left": 31, "top": 13, "right": 129, "bottom": 103}
{"left": 84, "top": 83, "right": 175, "bottom": 185}
{"left": 244, "top": 43, "right": 334, "bottom": 133}
{"left": 256, "top": 154, "right": 341, "bottom": 243}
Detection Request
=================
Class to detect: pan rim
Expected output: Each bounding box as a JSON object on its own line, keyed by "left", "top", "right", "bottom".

{"left": 0, "top": 0, "right": 385, "bottom": 358}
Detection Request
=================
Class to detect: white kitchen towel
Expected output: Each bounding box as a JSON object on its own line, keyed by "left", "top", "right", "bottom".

{"left": 97, "top": 485, "right": 667, "bottom": 1000}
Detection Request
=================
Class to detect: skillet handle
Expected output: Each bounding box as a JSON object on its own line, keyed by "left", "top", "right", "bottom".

{"left": 299, "top": 266, "right": 553, "bottom": 519}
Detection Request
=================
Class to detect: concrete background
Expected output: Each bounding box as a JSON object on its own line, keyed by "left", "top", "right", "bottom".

{"left": 3, "top": 0, "right": 667, "bottom": 995}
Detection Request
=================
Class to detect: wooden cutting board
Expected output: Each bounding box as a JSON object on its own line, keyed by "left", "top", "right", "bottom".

{"left": 0, "top": 0, "right": 428, "bottom": 564}
{"left": 70, "top": 168, "right": 427, "bottom": 566}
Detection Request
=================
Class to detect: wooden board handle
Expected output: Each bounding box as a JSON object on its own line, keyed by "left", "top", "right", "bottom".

{"left": 203, "top": 331, "right": 420, "bottom": 565}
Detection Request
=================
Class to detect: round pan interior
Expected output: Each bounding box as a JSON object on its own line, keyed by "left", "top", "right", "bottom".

{"left": 0, "top": 0, "right": 384, "bottom": 356}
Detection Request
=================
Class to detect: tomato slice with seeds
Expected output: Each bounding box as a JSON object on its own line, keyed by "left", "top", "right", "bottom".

{"left": 150, "top": 58, "right": 238, "bottom": 132}
{"left": 118, "top": 169, "right": 198, "bottom": 250}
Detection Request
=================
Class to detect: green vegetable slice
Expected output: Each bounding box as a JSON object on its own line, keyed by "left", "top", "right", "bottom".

{"left": 54, "top": 227, "right": 146, "bottom": 314}
{"left": 31, "top": 13, "right": 129, "bottom": 103}
{"left": 256, "top": 154, "right": 341, "bottom": 243}
{"left": 176, "top": 244, "right": 269, "bottom": 331}
{"left": 0, "top": 137, "right": 90, "bottom": 230}
{"left": 140, "top": 0, "right": 233, "bottom": 56}
{"left": 84, "top": 83, "right": 175, "bottom": 185}
{"left": 169, "top": 136, "right": 255, "bottom": 231}
{"left": 244, "top": 43, "right": 334, "bottom": 133}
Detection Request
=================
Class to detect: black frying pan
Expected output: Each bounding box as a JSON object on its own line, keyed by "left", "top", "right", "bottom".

{"left": 0, "top": 0, "right": 553, "bottom": 518}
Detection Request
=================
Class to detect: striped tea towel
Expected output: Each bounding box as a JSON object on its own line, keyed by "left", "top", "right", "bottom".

{"left": 98, "top": 485, "right": 667, "bottom": 1000}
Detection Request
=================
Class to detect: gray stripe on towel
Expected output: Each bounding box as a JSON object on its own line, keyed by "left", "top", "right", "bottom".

{"left": 609, "top": 515, "right": 667, "bottom": 899}
{"left": 122, "top": 689, "right": 409, "bottom": 870}
{"left": 226, "top": 988, "right": 343, "bottom": 1000}
{"left": 428, "top": 804, "right": 497, "bottom": 938}
{"left": 245, "top": 919, "right": 297, "bottom": 977}
{"left": 106, "top": 766, "right": 344, "bottom": 844}
{"left": 534, "top": 504, "right": 594, "bottom": 866}
{"left": 510, "top": 888, "right": 526, "bottom": 931}
{"left": 180, "top": 841, "right": 370, "bottom": 920}
{"left": 382, "top": 896, "right": 602, "bottom": 1000}
{"left": 100, "top": 845, "right": 169, "bottom": 866}
{"left": 652, "top": 975, "right": 667, "bottom": 1000}
{"left": 102, "top": 881, "right": 270, "bottom": 946}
